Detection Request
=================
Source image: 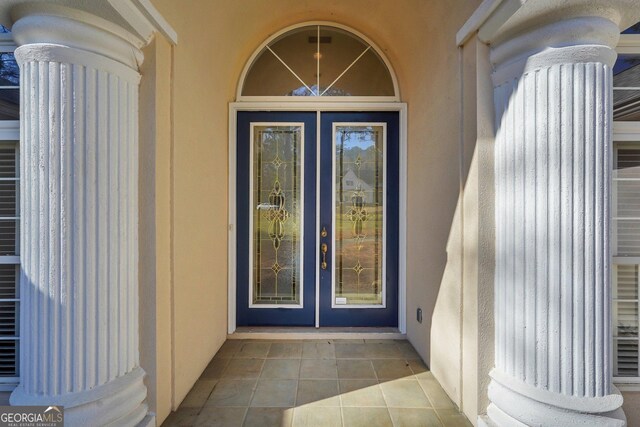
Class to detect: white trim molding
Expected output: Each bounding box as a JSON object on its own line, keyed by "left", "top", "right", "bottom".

{"left": 108, "top": 0, "right": 178, "bottom": 45}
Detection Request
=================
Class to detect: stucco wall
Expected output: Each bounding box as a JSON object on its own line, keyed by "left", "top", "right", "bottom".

{"left": 429, "top": 35, "right": 495, "bottom": 426}
{"left": 150, "top": 0, "right": 481, "bottom": 415}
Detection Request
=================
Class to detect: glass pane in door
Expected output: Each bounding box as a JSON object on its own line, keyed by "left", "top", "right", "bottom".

{"left": 251, "top": 125, "right": 303, "bottom": 305}
{"left": 333, "top": 125, "right": 385, "bottom": 306}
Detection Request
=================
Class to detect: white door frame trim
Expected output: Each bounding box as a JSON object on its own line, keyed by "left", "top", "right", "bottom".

{"left": 228, "top": 101, "right": 408, "bottom": 334}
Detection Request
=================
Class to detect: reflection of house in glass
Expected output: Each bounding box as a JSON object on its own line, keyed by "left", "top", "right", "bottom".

{"left": 340, "top": 168, "right": 374, "bottom": 204}
{"left": 0, "top": 52, "right": 18, "bottom": 120}
{"left": 614, "top": 55, "right": 640, "bottom": 120}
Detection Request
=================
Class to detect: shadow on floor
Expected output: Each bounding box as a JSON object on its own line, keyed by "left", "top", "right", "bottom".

{"left": 162, "top": 339, "right": 472, "bottom": 427}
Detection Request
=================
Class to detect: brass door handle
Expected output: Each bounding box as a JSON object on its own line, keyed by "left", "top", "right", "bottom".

{"left": 321, "top": 243, "right": 328, "bottom": 270}
{"left": 320, "top": 227, "right": 328, "bottom": 270}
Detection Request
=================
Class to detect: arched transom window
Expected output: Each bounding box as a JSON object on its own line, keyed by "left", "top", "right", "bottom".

{"left": 239, "top": 23, "right": 399, "bottom": 100}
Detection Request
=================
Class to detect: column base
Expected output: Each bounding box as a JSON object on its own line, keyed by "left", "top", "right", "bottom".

{"left": 486, "top": 369, "right": 626, "bottom": 426}
{"left": 10, "top": 367, "right": 148, "bottom": 427}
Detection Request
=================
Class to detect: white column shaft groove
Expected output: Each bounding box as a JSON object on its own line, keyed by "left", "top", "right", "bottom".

{"left": 19, "top": 59, "right": 140, "bottom": 395}
{"left": 9, "top": 6, "right": 148, "bottom": 427}
{"left": 486, "top": 14, "right": 625, "bottom": 427}
{"left": 495, "top": 62, "right": 611, "bottom": 393}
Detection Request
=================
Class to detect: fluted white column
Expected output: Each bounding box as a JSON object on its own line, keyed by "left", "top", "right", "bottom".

{"left": 8, "top": 5, "right": 149, "bottom": 426}
{"left": 486, "top": 15, "right": 625, "bottom": 427}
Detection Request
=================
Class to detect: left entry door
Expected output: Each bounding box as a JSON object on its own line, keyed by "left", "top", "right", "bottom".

{"left": 236, "top": 112, "right": 317, "bottom": 326}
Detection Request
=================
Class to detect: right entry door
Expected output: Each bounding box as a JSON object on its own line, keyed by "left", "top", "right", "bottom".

{"left": 318, "top": 112, "right": 399, "bottom": 327}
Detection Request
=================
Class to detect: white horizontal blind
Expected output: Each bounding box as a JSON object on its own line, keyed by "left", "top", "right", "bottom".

{"left": 613, "top": 146, "right": 640, "bottom": 378}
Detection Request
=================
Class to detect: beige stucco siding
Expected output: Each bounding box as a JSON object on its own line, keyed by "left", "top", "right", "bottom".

{"left": 149, "top": 0, "right": 481, "bottom": 417}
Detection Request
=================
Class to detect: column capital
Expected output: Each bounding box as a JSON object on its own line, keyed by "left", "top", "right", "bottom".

{"left": 459, "top": 0, "right": 640, "bottom": 85}
{"left": 10, "top": 3, "right": 144, "bottom": 71}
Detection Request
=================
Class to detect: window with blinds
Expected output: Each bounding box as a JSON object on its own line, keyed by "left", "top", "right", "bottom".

{"left": 0, "top": 30, "right": 19, "bottom": 388}
{"left": 613, "top": 146, "right": 640, "bottom": 379}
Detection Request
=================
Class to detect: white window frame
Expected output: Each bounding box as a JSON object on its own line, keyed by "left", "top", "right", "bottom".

{"left": 612, "top": 128, "right": 640, "bottom": 388}
{"left": 613, "top": 31, "right": 640, "bottom": 389}
{"left": 0, "top": 32, "right": 20, "bottom": 392}
{"left": 235, "top": 21, "right": 401, "bottom": 103}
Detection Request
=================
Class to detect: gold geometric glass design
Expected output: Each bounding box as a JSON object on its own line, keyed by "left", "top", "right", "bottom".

{"left": 252, "top": 125, "right": 302, "bottom": 305}
{"left": 334, "top": 125, "right": 384, "bottom": 305}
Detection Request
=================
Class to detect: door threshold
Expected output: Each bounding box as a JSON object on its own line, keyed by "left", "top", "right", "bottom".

{"left": 228, "top": 326, "right": 405, "bottom": 340}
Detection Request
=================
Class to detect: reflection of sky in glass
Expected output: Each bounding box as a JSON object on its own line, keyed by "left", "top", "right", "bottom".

{"left": 338, "top": 129, "right": 375, "bottom": 150}
{"left": 0, "top": 25, "right": 9, "bottom": 34}
{"left": 623, "top": 22, "right": 640, "bottom": 34}
{"left": 614, "top": 55, "right": 640, "bottom": 76}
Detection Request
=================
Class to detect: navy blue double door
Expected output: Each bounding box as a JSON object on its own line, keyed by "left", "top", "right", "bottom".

{"left": 237, "top": 111, "right": 399, "bottom": 327}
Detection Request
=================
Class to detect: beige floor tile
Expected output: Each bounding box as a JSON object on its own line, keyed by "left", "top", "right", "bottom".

{"left": 395, "top": 342, "right": 422, "bottom": 360}
{"left": 261, "top": 359, "right": 301, "bottom": 379}
{"left": 268, "top": 342, "right": 303, "bottom": 359}
{"left": 180, "top": 379, "right": 217, "bottom": 409}
{"left": 336, "top": 359, "right": 377, "bottom": 379}
{"left": 237, "top": 342, "right": 271, "bottom": 358}
{"left": 333, "top": 339, "right": 365, "bottom": 344}
{"left": 161, "top": 408, "right": 199, "bottom": 426}
{"left": 436, "top": 409, "right": 473, "bottom": 427}
{"left": 296, "top": 380, "right": 340, "bottom": 406}
{"left": 201, "top": 358, "right": 231, "bottom": 379}
{"left": 302, "top": 341, "right": 336, "bottom": 359}
{"left": 206, "top": 379, "right": 257, "bottom": 407}
{"left": 250, "top": 379, "right": 298, "bottom": 407}
{"left": 380, "top": 379, "right": 431, "bottom": 408}
{"left": 292, "top": 406, "right": 342, "bottom": 427}
{"left": 335, "top": 343, "right": 369, "bottom": 359}
{"left": 195, "top": 407, "right": 247, "bottom": 427}
{"left": 418, "top": 377, "right": 456, "bottom": 409}
{"left": 372, "top": 359, "right": 414, "bottom": 380}
{"left": 389, "top": 408, "right": 443, "bottom": 427}
{"left": 215, "top": 340, "right": 244, "bottom": 358}
{"left": 243, "top": 407, "right": 293, "bottom": 427}
{"left": 365, "top": 343, "right": 403, "bottom": 359}
{"left": 224, "top": 358, "right": 265, "bottom": 379}
{"left": 341, "top": 407, "right": 393, "bottom": 427}
{"left": 299, "top": 359, "right": 338, "bottom": 379}
{"left": 407, "top": 359, "right": 429, "bottom": 375}
{"left": 167, "top": 339, "right": 473, "bottom": 427}
{"left": 339, "top": 380, "right": 386, "bottom": 407}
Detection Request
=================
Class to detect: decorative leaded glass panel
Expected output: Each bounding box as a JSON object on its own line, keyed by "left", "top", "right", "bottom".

{"left": 333, "top": 125, "right": 384, "bottom": 306}
{"left": 251, "top": 125, "right": 303, "bottom": 305}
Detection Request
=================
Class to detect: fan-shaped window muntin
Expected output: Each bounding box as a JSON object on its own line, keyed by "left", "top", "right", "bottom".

{"left": 239, "top": 23, "right": 398, "bottom": 99}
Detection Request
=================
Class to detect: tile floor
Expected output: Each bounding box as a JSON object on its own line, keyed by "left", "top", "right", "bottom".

{"left": 162, "top": 339, "right": 473, "bottom": 427}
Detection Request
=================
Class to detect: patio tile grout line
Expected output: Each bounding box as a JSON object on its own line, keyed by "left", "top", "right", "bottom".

{"left": 174, "top": 340, "right": 468, "bottom": 426}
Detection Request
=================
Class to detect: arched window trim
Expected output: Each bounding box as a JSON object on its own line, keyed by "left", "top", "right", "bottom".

{"left": 236, "top": 21, "right": 400, "bottom": 102}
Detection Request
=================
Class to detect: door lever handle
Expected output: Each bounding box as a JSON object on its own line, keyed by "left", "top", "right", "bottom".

{"left": 320, "top": 227, "right": 328, "bottom": 270}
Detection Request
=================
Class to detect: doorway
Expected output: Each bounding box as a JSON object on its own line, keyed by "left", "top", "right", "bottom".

{"left": 236, "top": 111, "right": 399, "bottom": 327}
